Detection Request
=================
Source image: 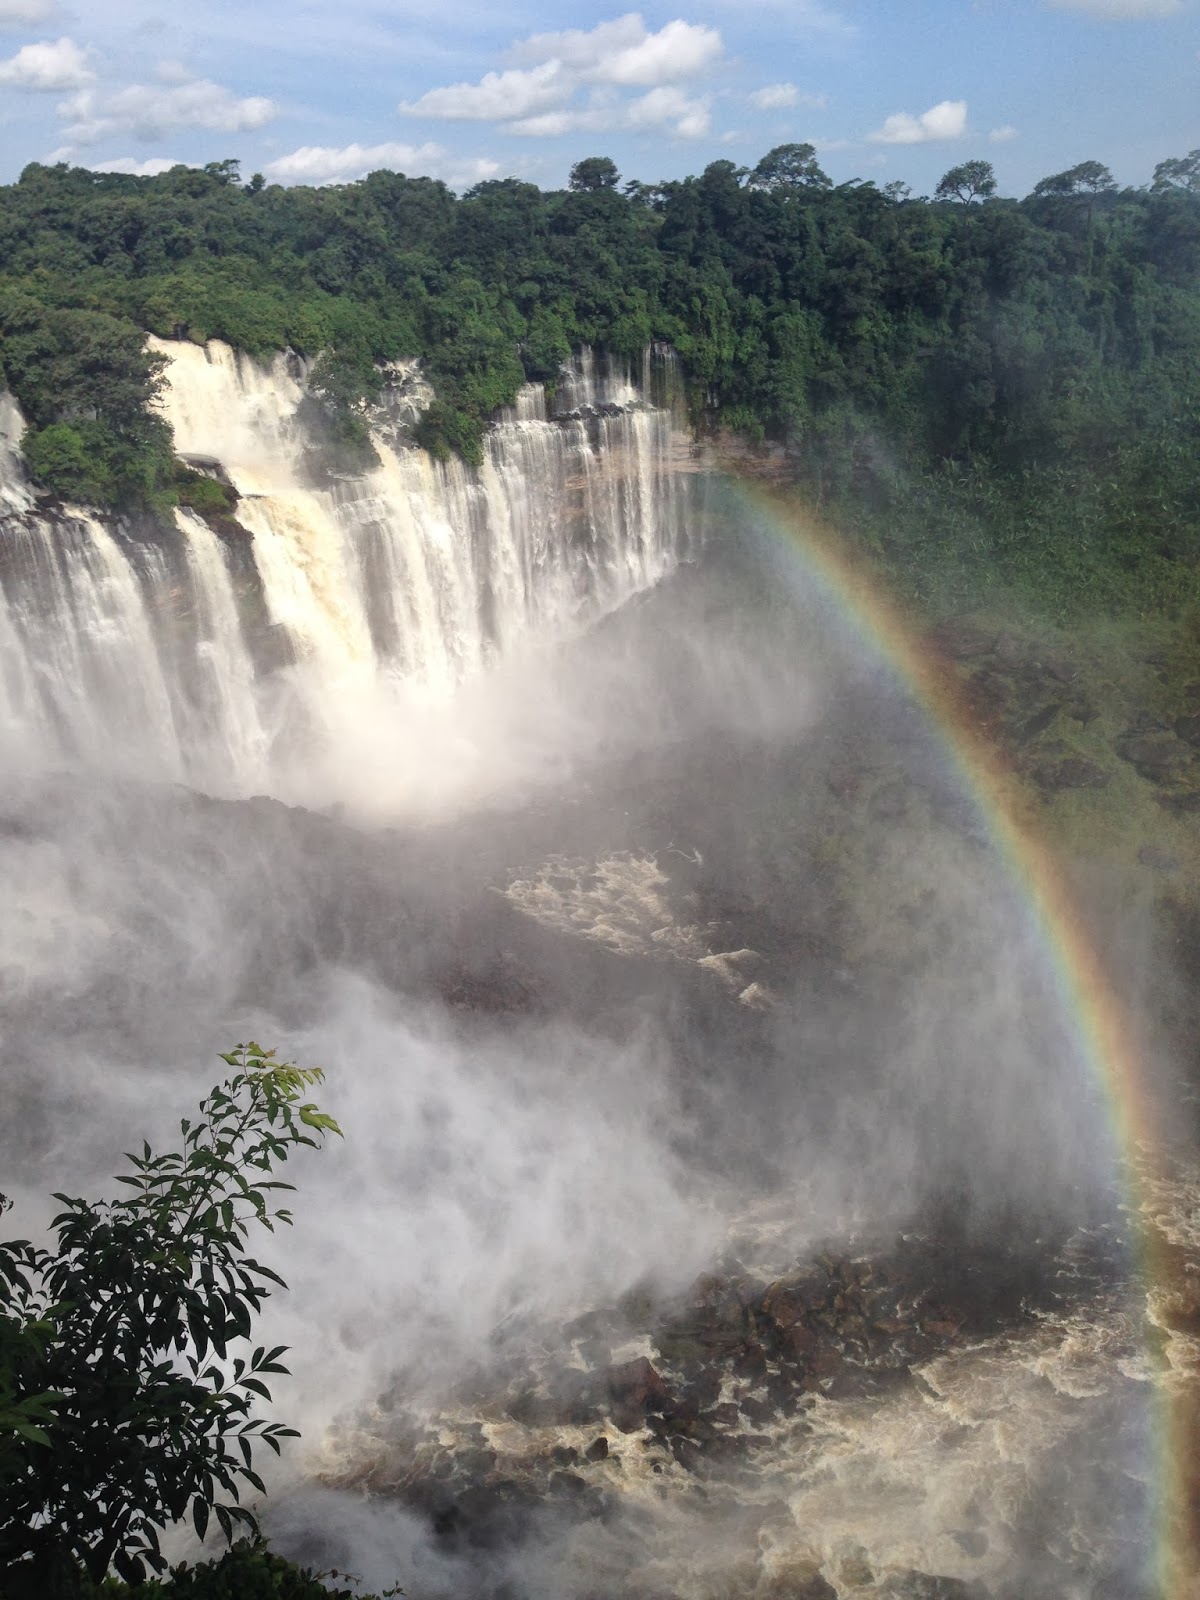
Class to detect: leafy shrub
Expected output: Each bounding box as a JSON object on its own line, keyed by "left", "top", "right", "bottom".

{"left": 0, "top": 1046, "right": 341, "bottom": 1589}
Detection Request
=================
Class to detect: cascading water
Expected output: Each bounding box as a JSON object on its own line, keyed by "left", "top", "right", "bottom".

{"left": 0, "top": 339, "right": 695, "bottom": 804}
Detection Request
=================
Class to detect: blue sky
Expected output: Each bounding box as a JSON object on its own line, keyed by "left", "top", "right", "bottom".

{"left": 0, "top": 0, "right": 1194, "bottom": 195}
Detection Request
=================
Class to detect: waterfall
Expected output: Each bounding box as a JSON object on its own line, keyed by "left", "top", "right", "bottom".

{"left": 0, "top": 339, "right": 696, "bottom": 805}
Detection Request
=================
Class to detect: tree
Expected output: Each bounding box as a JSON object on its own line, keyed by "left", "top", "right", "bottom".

{"left": 934, "top": 160, "right": 997, "bottom": 203}
{"left": 1152, "top": 148, "right": 1200, "bottom": 193}
{"left": 1032, "top": 160, "right": 1116, "bottom": 200}
{"left": 0, "top": 1045, "right": 341, "bottom": 1590}
{"left": 568, "top": 156, "right": 620, "bottom": 193}
{"left": 750, "top": 143, "right": 831, "bottom": 192}
{"left": 1031, "top": 160, "right": 1116, "bottom": 228}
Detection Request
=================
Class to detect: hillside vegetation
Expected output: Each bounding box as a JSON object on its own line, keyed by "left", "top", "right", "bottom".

{"left": 0, "top": 149, "right": 1198, "bottom": 615}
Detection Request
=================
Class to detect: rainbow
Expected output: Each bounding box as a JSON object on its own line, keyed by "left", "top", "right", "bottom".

{"left": 719, "top": 478, "right": 1191, "bottom": 1599}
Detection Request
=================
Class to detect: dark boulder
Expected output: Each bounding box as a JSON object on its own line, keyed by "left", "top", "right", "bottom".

{"left": 606, "top": 1356, "right": 670, "bottom": 1432}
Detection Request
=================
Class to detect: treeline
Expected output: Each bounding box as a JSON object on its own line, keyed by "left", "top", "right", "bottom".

{"left": 1, "top": 147, "right": 1198, "bottom": 613}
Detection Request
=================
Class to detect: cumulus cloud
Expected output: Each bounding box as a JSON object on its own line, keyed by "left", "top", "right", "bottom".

{"left": 625, "top": 83, "right": 710, "bottom": 135}
{"left": 868, "top": 98, "right": 967, "bottom": 145}
{"left": 399, "top": 61, "right": 566, "bottom": 122}
{"left": 508, "top": 85, "right": 712, "bottom": 140}
{"left": 264, "top": 140, "right": 500, "bottom": 188}
{"left": 400, "top": 13, "right": 725, "bottom": 139}
{"left": 508, "top": 14, "right": 722, "bottom": 85}
{"left": 1048, "top": 0, "right": 1182, "bottom": 15}
{"left": 58, "top": 75, "right": 276, "bottom": 144}
{"left": 0, "top": 36, "right": 91, "bottom": 91}
{"left": 153, "top": 59, "right": 195, "bottom": 86}
{"left": 85, "top": 155, "right": 181, "bottom": 176}
{"left": 749, "top": 82, "right": 829, "bottom": 111}
{"left": 989, "top": 124, "right": 1018, "bottom": 143}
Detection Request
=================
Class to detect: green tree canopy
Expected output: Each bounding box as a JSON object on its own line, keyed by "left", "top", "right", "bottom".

{"left": 569, "top": 156, "right": 620, "bottom": 192}
{"left": 934, "top": 160, "right": 997, "bottom": 203}
{"left": 750, "top": 143, "right": 831, "bottom": 192}
{"left": 1032, "top": 160, "right": 1116, "bottom": 198}
{"left": 1153, "top": 148, "right": 1200, "bottom": 193}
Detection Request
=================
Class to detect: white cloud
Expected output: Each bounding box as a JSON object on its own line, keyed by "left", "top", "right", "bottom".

{"left": 626, "top": 84, "right": 711, "bottom": 136}
{"left": 749, "top": 82, "right": 829, "bottom": 111}
{"left": 868, "top": 98, "right": 968, "bottom": 145}
{"left": 399, "top": 61, "right": 566, "bottom": 122}
{"left": 509, "top": 14, "right": 722, "bottom": 86}
{"left": 1048, "top": 0, "right": 1182, "bottom": 16}
{"left": 507, "top": 84, "right": 712, "bottom": 139}
{"left": 264, "top": 140, "right": 501, "bottom": 189}
{"left": 0, "top": 36, "right": 91, "bottom": 91}
{"left": 153, "top": 60, "right": 194, "bottom": 86}
{"left": 58, "top": 77, "right": 276, "bottom": 144}
{"left": 401, "top": 14, "right": 725, "bottom": 138}
{"left": 86, "top": 155, "right": 181, "bottom": 176}
{"left": 0, "top": 0, "right": 54, "bottom": 26}
{"left": 989, "top": 124, "right": 1019, "bottom": 143}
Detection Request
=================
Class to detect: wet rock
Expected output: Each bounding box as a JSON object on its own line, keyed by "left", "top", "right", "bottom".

{"left": 1158, "top": 789, "right": 1200, "bottom": 815}
{"left": 739, "top": 1393, "right": 778, "bottom": 1426}
{"left": 679, "top": 1365, "right": 723, "bottom": 1409}
{"left": 584, "top": 1435, "right": 609, "bottom": 1462}
{"left": 1116, "top": 733, "right": 1191, "bottom": 782}
{"left": 790, "top": 1577, "right": 838, "bottom": 1600}
{"left": 431, "top": 1479, "right": 542, "bottom": 1550}
{"left": 660, "top": 1273, "right": 750, "bottom": 1354}
{"left": 760, "top": 1270, "right": 832, "bottom": 1327}
{"left": 781, "top": 1321, "right": 819, "bottom": 1362}
{"left": 548, "top": 1444, "right": 580, "bottom": 1468}
{"left": 547, "top": 1369, "right": 602, "bottom": 1426}
{"left": 548, "top": 1469, "right": 589, "bottom": 1498}
{"left": 709, "top": 1401, "right": 742, "bottom": 1427}
{"left": 731, "top": 1341, "right": 769, "bottom": 1380}
{"left": 669, "top": 1434, "right": 704, "bottom": 1471}
{"left": 1033, "top": 756, "right": 1110, "bottom": 793}
{"left": 1018, "top": 703, "right": 1061, "bottom": 742}
{"left": 879, "top": 1574, "right": 990, "bottom": 1600}
{"left": 1064, "top": 691, "right": 1098, "bottom": 725}
{"left": 606, "top": 1356, "right": 669, "bottom": 1432}
{"left": 838, "top": 1551, "right": 875, "bottom": 1587}
{"left": 936, "top": 620, "right": 997, "bottom": 660}
{"left": 950, "top": 1529, "right": 989, "bottom": 1558}
{"left": 1040, "top": 653, "right": 1079, "bottom": 684}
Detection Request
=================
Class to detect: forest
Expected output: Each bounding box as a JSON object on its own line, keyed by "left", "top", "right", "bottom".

{"left": 0, "top": 146, "right": 1198, "bottom": 614}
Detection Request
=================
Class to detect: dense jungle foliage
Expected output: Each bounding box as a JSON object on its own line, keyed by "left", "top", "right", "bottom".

{"left": 0, "top": 148, "right": 1198, "bottom": 614}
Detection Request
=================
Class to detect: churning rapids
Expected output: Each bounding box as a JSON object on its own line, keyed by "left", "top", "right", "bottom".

{"left": 1, "top": 343, "right": 1197, "bottom": 1599}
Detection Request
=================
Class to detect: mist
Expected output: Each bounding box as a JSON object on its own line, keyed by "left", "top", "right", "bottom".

{"left": 0, "top": 343, "right": 1173, "bottom": 1598}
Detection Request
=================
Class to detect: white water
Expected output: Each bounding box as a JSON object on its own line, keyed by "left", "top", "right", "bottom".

{"left": 0, "top": 341, "right": 693, "bottom": 807}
